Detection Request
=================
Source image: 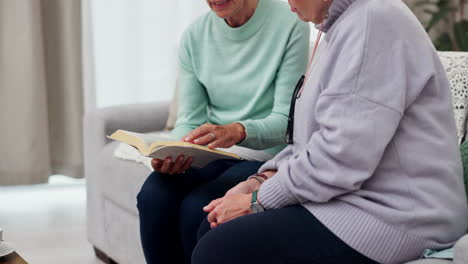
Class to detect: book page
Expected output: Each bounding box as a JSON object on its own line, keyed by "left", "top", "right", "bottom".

{"left": 121, "top": 130, "right": 173, "bottom": 146}
{"left": 218, "top": 145, "right": 274, "bottom": 162}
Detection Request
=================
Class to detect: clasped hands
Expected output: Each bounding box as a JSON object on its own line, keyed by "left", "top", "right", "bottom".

{"left": 151, "top": 123, "right": 246, "bottom": 174}
{"left": 204, "top": 170, "right": 276, "bottom": 228}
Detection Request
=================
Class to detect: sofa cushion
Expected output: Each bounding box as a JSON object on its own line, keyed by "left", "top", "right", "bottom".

{"left": 98, "top": 141, "right": 151, "bottom": 215}
{"left": 102, "top": 197, "right": 145, "bottom": 264}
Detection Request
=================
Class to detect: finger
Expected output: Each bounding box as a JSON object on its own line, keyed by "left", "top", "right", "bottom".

{"left": 151, "top": 159, "right": 163, "bottom": 171}
{"left": 184, "top": 125, "right": 212, "bottom": 142}
{"left": 210, "top": 222, "right": 218, "bottom": 229}
{"left": 193, "top": 132, "right": 217, "bottom": 145}
{"left": 159, "top": 157, "right": 173, "bottom": 174}
{"left": 207, "top": 210, "right": 218, "bottom": 224}
{"left": 207, "top": 138, "right": 231, "bottom": 149}
{"left": 179, "top": 156, "right": 193, "bottom": 173}
{"left": 169, "top": 155, "right": 185, "bottom": 175}
{"left": 217, "top": 216, "right": 226, "bottom": 225}
{"left": 203, "top": 198, "right": 223, "bottom": 212}
{"left": 217, "top": 214, "right": 235, "bottom": 225}
{"left": 204, "top": 198, "right": 223, "bottom": 212}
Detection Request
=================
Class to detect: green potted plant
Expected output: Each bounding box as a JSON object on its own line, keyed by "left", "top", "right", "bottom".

{"left": 410, "top": 0, "right": 468, "bottom": 51}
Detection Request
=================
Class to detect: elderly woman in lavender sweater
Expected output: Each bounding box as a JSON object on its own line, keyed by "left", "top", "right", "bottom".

{"left": 193, "top": 0, "right": 468, "bottom": 263}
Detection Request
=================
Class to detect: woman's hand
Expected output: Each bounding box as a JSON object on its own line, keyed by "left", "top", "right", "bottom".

{"left": 151, "top": 155, "right": 193, "bottom": 175}
{"left": 225, "top": 179, "right": 261, "bottom": 196}
{"left": 183, "top": 123, "right": 246, "bottom": 149}
{"left": 203, "top": 193, "right": 252, "bottom": 228}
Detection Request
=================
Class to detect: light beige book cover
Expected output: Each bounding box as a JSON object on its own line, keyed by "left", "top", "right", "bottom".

{"left": 107, "top": 130, "right": 241, "bottom": 168}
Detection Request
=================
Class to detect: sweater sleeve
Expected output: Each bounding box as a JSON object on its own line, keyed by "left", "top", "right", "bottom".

{"left": 170, "top": 31, "right": 209, "bottom": 140}
{"left": 237, "top": 21, "right": 309, "bottom": 149}
{"left": 258, "top": 43, "right": 414, "bottom": 209}
{"left": 258, "top": 144, "right": 294, "bottom": 172}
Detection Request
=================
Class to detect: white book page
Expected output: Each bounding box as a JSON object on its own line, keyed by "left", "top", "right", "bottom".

{"left": 121, "top": 130, "right": 173, "bottom": 146}
{"left": 218, "top": 145, "right": 273, "bottom": 162}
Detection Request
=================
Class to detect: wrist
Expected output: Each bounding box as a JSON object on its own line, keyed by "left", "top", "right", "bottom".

{"left": 254, "top": 173, "right": 269, "bottom": 181}
{"left": 250, "top": 190, "right": 265, "bottom": 213}
{"left": 246, "top": 178, "right": 262, "bottom": 189}
{"left": 232, "top": 122, "right": 246, "bottom": 143}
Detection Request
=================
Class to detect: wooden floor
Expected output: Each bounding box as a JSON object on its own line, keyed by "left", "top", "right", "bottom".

{"left": 0, "top": 176, "right": 103, "bottom": 264}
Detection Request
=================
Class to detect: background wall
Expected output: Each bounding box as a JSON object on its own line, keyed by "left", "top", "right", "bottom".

{"left": 83, "top": 0, "right": 319, "bottom": 111}
{"left": 84, "top": 0, "right": 209, "bottom": 110}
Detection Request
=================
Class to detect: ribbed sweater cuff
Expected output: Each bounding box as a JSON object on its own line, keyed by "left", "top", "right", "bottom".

{"left": 307, "top": 201, "right": 447, "bottom": 263}
{"left": 237, "top": 120, "right": 258, "bottom": 147}
{"left": 258, "top": 177, "right": 293, "bottom": 209}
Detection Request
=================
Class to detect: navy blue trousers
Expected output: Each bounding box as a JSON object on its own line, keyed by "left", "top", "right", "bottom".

{"left": 193, "top": 205, "right": 379, "bottom": 264}
{"left": 137, "top": 159, "right": 263, "bottom": 264}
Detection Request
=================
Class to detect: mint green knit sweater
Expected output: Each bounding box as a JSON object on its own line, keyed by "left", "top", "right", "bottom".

{"left": 170, "top": 0, "right": 309, "bottom": 155}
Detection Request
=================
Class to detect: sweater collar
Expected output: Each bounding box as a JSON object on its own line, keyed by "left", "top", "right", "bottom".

{"left": 211, "top": 0, "right": 271, "bottom": 41}
{"left": 320, "top": 0, "right": 357, "bottom": 32}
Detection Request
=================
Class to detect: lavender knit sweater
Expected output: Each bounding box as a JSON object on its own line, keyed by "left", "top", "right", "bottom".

{"left": 257, "top": 0, "right": 468, "bottom": 263}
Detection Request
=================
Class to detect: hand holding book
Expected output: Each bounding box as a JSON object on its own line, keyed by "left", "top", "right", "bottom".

{"left": 108, "top": 129, "right": 244, "bottom": 171}
{"left": 149, "top": 123, "right": 246, "bottom": 174}
{"left": 151, "top": 155, "right": 193, "bottom": 175}
{"left": 108, "top": 126, "right": 270, "bottom": 171}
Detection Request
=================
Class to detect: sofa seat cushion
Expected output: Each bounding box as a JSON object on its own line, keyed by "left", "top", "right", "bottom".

{"left": 98, "top": 141, "right": 152, "bottom": 215}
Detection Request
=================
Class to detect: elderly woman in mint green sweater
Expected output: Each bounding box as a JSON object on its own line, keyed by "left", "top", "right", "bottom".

{"left": 137, "top": 0, "right": 309, "bottom": 264}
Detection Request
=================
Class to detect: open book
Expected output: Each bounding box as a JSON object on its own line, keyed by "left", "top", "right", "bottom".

{"left": 108, "top": 130, "right": 274, "bottom": 168}
{"left": 108, "top": 130, "right": 244, "bottom": 168}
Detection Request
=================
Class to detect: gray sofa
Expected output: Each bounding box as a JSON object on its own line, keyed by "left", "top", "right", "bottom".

{"left": 84, "top": 52, "right": 468, "bottom": 264}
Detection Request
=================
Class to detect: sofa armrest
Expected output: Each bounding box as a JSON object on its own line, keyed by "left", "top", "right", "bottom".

{"left": 85, "top": 101, "right": 170, "bottom": 139}
{"left": 454, "top": 233, "right": 468, "bottom": 264}
{"left": 83, "top": 101, "right": 170, "bottom": 166}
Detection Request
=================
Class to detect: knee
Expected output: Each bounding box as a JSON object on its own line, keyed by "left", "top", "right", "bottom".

{"left": 192, "top": 221, "right": 246, "bottom": 264}
{"left": 191, "top": 228, "right": 223, "bottom": 264}
{"left": 180, "top": 192, "right": 208, "bottom": 217}
{"left": 196, "top": 219, "right": 211, "bottom": 241}
{"left": 192, "top": 216, "right": 262, "bottom": 264}
{"left": 137, "top": 171, "right": 173, "bottom": 211}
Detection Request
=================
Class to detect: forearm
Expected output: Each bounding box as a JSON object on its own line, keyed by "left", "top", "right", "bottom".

{"left": 237, "top": 113, "right": 288, "bottom": 149}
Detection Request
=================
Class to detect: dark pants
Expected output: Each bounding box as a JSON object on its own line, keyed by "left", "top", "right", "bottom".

{"left": 193, "top": 205, "right": 380, "bottom": 264}
{"left": 137, "top": 159, "right": 264, "bottom": 264}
